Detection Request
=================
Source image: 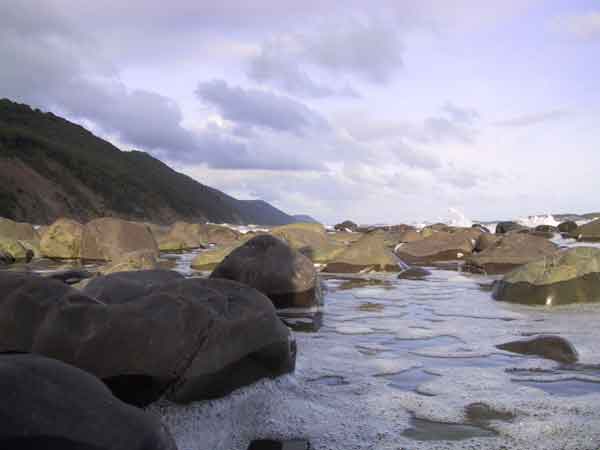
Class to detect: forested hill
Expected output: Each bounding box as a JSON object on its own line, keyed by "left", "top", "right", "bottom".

{"left": 0, "top": 99, "right": 300, "bottom": 225}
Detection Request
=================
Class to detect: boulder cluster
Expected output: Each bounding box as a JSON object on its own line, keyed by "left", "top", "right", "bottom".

{"left": 3, "top": 214, "right": 600, "bottom": 448}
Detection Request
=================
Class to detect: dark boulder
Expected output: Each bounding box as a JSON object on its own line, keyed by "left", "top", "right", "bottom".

{"left": 334, "top": 220, "right": 358, "bottom": 232}
{"left": 496, "top": 221, "right": 527, "bottom": 234}
{"left": 535, "top": 225, "right": 558, "bottom": 233}
{"left": 474, "top": 233, "right": 501, "bottom": 252}
{"left": 0, "top": 353, "right": 176, "bottom": 450}
{"left": 557, "top": 220, "right": 578, "bottom": 234}
{"left": 492, "top": 247, "right": 600, "bottom": 305}
{"left": 570, "top": 218, "right": 600, "bottom": 241}
{"left": 211, "top": 235, "right": 321, "bottom": 309}
{"left": 82, "top": 270, "right": 185, "bottom": 304}
{"left": 0, "top": 271, "right": 295, "bottom": 406}
{"left": 0, "top": 250, "right": 14, "bottom": 265}
{"left": 497, "top": 335, "right": 578, "bottom": 364}
{"left": 472, "top": 224, "right": 491, "bottom": 233}
{"left": 47, "top": 269, "right": 94, "bottom": 285}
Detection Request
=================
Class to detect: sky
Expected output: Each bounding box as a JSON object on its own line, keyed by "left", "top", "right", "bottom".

{"left": 1, "top": 0, "right": 599, "bottom": 224}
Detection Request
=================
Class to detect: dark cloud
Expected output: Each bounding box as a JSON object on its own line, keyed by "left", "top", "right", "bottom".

{"left": 0, "top": 1, "right": 329, "bottom": 172}
{"left": 248, "top": 41, "right": 360, "bottom": 99}
{"left": 494, "top": 110, "right": 570, "bottom": 128}
{"left": 195, "top": 79, "right": 330, "bottom": 135}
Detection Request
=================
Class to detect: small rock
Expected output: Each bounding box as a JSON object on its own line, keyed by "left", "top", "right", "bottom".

{"left": 497, "top": 335, "right": 578, "bottom": 364}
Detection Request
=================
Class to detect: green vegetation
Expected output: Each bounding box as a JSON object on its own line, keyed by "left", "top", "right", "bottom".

{"left": 0, "top": 99, "right": 296, "bottom": 225}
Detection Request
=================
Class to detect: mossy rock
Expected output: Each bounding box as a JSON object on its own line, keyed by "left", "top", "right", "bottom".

{"left": 322, "top": 231, "right": 400, "bottom": 273}
{"left": 191, "top": 245, "right": 239, "bottom": 271}
{"left": 493, "top": 247, "right": 600, "bottom": 305}
{"left": 40, "top": 218, "right": 83, "bottom": 259}
{"left": 0, "top": 237, "right": 29, "bottom": 261}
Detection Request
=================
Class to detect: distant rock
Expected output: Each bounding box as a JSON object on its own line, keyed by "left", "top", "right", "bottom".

{"left": 334, "top": 220, "right": 359, "bottom": 232}
{"left": 395, "top": 230, "right": 477, "bottom": 264}
{"left": 81, "top": 218, "right": 159, "bottom": 261}
{"left": 0, "top": 250, "right": 14, "bottom": 265}
{"left": 497, "top": 335, "right": 578, "bottom": 364}
{"left": 271, "top": 223, "right": 331, "bottom": 261}
{"left": 0, "top": 217, "right": 40, "bottom": 260}
{"left": 535, "top": 225, "right": 558, "bottom": 233}
{"left": 395, "top": 228, "right": 423, "bottom": 244}
{"left": 211, "top": 235, "right": 322, "bottom": 309}
{"left": 99, "top": 249, "right": 158, "bottom": 275}
{"left": 322, "top": 231, "right": 400, "bottom": 273}
{"left": 40, "top": 218, "right": 83, "bottom": 259}
{"left": 570, "top": 218, "right": 600, "bottom": 241}
{"left": 492, "top": 247, "right": 600, "bottom": 305}
{"left": 0, "top": 353, "right": 176, "bottom": 450}
{"left": 423, "top": 223, "right": 453, "bottom": 233}
{"left": 474, "top": 232, "right": 501, "bottom": 252}
{"left": 0, "top": 217, "right": 39, "bottom": 242}
{"left": 157, "top": 222, "right": 240, "bottom": 251}
{"left": 472, "top": 224, "right": 491, "bottom": 233}
{"left": 496, "top": 221, "right": 527, "bottom": 234}
{"left": 191, "top": 244, "right": 240, "bottom": 271}
{"left": 557, "top": 220, "right": 578, "bottom": 233}
{"left": 0, "top": 271, "right": 295, "bottom": 405}
{"left": 464, "top": 233, "right": 557, "bottom": 274}
{"left": 0, "top": 237, "right": 31, "bottom": 261}
{"left": 397, "top": 267, "right": 432, "bottom": 280}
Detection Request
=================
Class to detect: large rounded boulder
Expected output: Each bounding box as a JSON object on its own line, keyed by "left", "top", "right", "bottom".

{"left": 270, "top": 223, "right": 331, "bottom": 261}
{"left": 40, "top": 218, "right": 83, "bottom": 259}
{"left": 0, "top": 353, "right": 176, "bottom": 450}
{"left": 0, "top": 217, "right": 39, "bottom": 242}
{"left": 0, "top": 271, "right": 295, "bottom": 406}
{"left": 496, "top": 221, "right": 528, "bottom": 234}
{"left": 496, "top": 335, "right": 578, "bottom": 364}
{"left": 558, "top": 220, "right": 578, "bottom": 234}
{"left": 394, "top": 230, "right": 477, "bottom": 264}
{"left": 322, "top": 230, "right": 400, "bottom": 273}
{"left": 493, "top": 247, "right": 600, "bottom": 305}
{"left": 190, "top": 244, "right": 240, "bottom": 271}
{"left": 0, "top": 217, "right": 40, "bottom": 260}
{"left": 570, "top": 218, "right": 600, "bottom": 241}
{"left": 81, "top": 218, "right": 159, "bottom": 261}
{"left": 0, "top": 237, "right": 31, "bottom": 261}
{"left": 211, "top": 234, "right": 321, "bottom": 308}
{"left": 158, "top": 222, "right": 240, "bottom": 252}
{"left": 99, "top": 249, "right": 159, "bottom": 275}
{"left": 464, "top": 233, "right": 557, "bottom": 274}
{"left": 334, "top": 220, "right": 358, "bottom": 232}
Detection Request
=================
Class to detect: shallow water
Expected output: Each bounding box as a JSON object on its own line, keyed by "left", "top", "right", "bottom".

{"left": 154, "top": 261, "right": 600, "bottom": 450}
{"left": 5, "top": 248, "right": 600, "bottom": 449}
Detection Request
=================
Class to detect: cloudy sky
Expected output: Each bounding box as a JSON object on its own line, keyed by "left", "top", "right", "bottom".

{"left": 2, "top": 0, "right": 599, "bottom": 224}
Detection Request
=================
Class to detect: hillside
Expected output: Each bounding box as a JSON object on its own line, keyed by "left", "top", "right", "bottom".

{"left": 0, "top": 99, "right": 299, "bottom": 225}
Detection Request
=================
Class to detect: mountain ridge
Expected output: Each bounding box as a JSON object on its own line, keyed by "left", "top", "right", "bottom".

{"left": 0, "top": 99, "right": 303, "bottom": 226}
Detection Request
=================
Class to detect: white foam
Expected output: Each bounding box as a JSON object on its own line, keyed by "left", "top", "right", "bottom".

{"left": 446, "top": 208, "right": 473, "bottom": 228}
{"left": 516, "top": 214, "right": 561, "bottom": 228}
{"left": 155, "top": 246, "right": 600, "bottom": 450}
